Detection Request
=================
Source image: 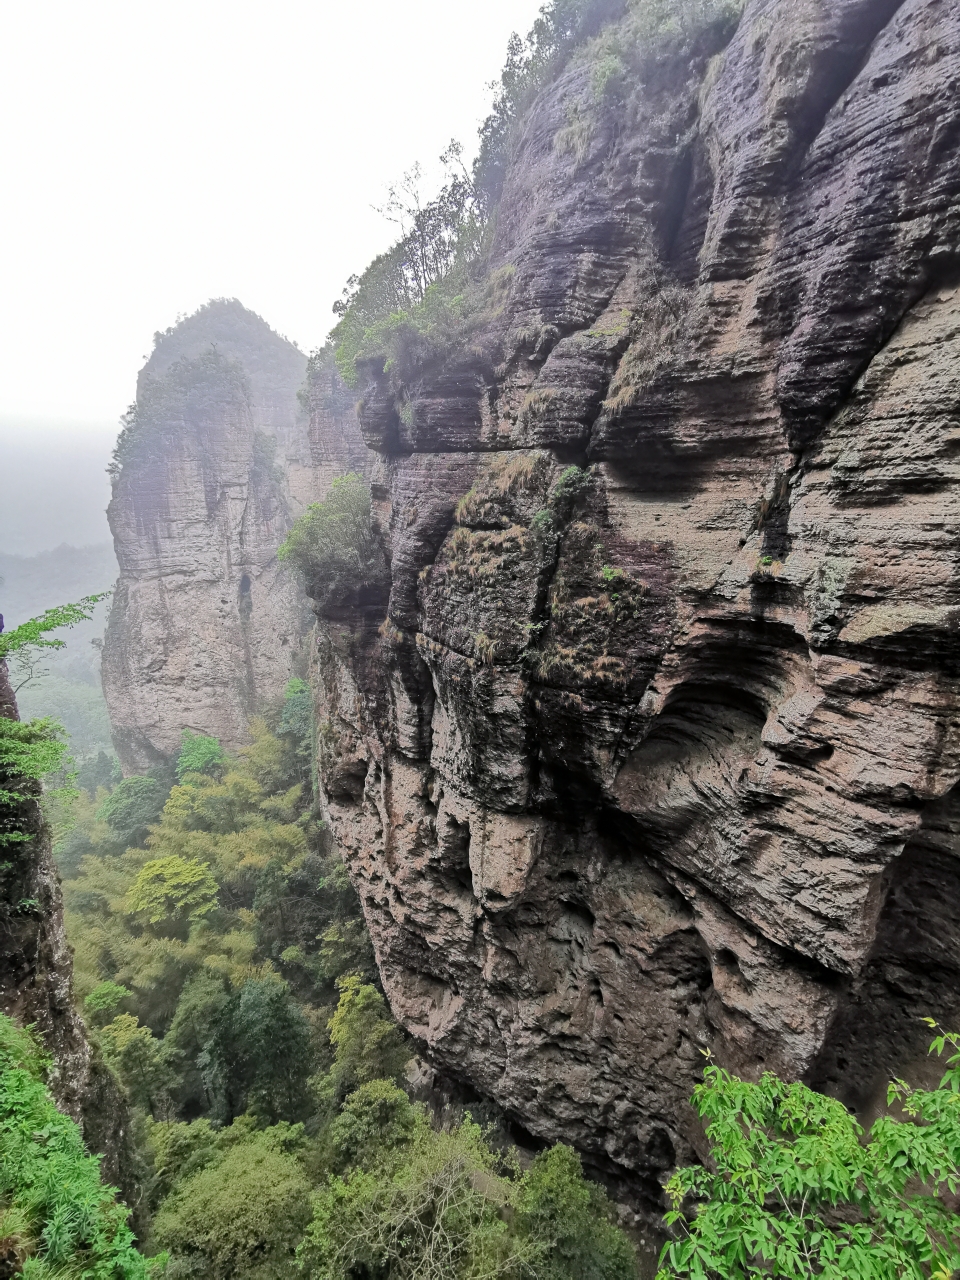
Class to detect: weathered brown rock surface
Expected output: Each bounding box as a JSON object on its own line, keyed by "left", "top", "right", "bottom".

{"left": 102, "top": 299, "right": 367, "bottom": 771}
{"left": 310, "top": 0, "right": 960, "bottom": 1211}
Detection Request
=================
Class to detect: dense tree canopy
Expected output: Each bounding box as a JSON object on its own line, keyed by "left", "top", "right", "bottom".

{"left": 51, "top": 686, "right": 639, "bottom": 1278}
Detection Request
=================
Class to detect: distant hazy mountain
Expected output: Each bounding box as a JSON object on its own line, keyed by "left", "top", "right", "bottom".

{"left": 0, "top": 543, "right": 117, "bottom": 627}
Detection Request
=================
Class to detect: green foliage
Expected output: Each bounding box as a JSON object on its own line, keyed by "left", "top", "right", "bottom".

{"left": 551, "top": 465, "right": 592, "bottom": 511}
{"left": 201, "top": 979, "right": 314, "bottom": 1125}
{"left": 327, "top": 2, "right": 636, "bottom": 387}
{"left": 175, "top": 731, "right": 226, "bottom": 781}
{"left": 61, "top": 718, "right": 360, "bottom": 1037}
{"left": 85, "top": 982, "right": 132, "bottom": 1025}
{"left": 626, "top": 0, "right": 742, "bottom": 42}
{"left": 0, "top": 716, "right": 69, "bottom": 822}
{"left": 474, "top": 0, "right": 627, "bottom": 202}
{"left": 333, "top": 266, "right": 475, "bottom": 391}
{"left": 278, "top": 475, "right": 386, "bottom": 611}
{"left": 328, "top": 248, "right": 410, "bottom": 388}
{"left": 278, "top": 679, "right": 314, "bottom": 781}
{"left": 161, "top": 972, "right": 230, "bottom": 1117}
{"left": 127, "top": 857, "right": 219, "bottom": 929}
{"left": 329, "top": 0, "right": 741, "bottom": 395}
{"left": 77, "top": 751, "right": 123, "bottom": 798}
{"left": 0, "top": 1013, "right": 150, "bottom": 1278}
{"left": 151, "top": 1126, "right": 312, "bottom": 1280}
{"left": 515, "top": 1144, "right": 636, "bottom": 1280}
{"left": 299, "top": 1111, "right": 637, "bottom": 1280}
{"left": 98, "top": 1015, "right": 178, "bottom": 1120}
{"left": 56, "top": 718, "right": 635, "bottom": 1280}
{"left": 110, "top": 350, "right": 250, "bottom": 478}
{"left": 96, "top": 775, "right": 169, "bottom": 850}
{"left": 0, "top": 555, "right": 115, "bottom": 768}
{"left": 143, "top": 1117, "right": 219, "bottom": 1208}
{"left": 0, "top": 594, "right": 109, "bottom": 663}
{"left": 298, "top": 1115, "right": 525, "bottom": 1280}
{"left": 331, "top": 143, "right": 485, "bottom": 387}
{"left": 325, "top": 1079, "right": 418, "bottom": 1174}
{"left": 315, "top": 976, "right": 410, "bottom": 1109}
{"left": 657, "top": 1027, "right": 960, "bottom": 1280}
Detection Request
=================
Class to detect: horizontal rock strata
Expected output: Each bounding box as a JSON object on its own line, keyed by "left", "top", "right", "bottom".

{"left": 102, "top": 300, "right": 367, "bottom": 770}
{"left": 310, "top": 0, "right": 960, "bottom": 1208}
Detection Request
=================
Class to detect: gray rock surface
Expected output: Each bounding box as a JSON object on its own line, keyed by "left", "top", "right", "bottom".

{"left": 308, "top": 0, "right": 960, "bottom": 1211}
{"left": 102, "top": 300, "right": 367, "bottom": 770}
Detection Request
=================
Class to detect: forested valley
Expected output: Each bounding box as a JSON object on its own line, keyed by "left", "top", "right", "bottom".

{"left": 28, "top": 679, "right": 631, "bottom": 1278}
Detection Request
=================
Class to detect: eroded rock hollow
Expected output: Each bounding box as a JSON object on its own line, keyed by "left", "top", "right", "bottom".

{"left": 310, "top": 0, "right": 960, "bottom": 1204}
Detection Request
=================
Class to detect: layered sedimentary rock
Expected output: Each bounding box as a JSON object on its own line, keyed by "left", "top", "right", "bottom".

{"left": 311, "top": 0, "right": 960, "bottom": 1208}
{"left": 0, "top": 654, "right": 142, "bottom": 1220}
{"left": 103, "top": 299, "right": 367, "bottom": 771}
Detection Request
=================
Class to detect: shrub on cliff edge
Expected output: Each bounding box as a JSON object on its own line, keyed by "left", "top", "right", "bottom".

{"left": 278, "top": 475, "right": 386, "bottom": 612}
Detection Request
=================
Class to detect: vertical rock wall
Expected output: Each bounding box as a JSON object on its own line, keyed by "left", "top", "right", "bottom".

{"left": 102, "top": 300, "right": 367, "bottom": 771}
{"left": 308, "top": 0, "right": 960, "bottom": 1208}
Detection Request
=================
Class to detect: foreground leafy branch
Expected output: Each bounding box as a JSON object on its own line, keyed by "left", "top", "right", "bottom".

{"left": 0, "top": 594, "right": 109, "bottom": 663}
{"left": 658, "top": 1025, "right": 960, "bottom": 1280}
{"left": 0, "top": 597, "right": 108, "bottom": 844}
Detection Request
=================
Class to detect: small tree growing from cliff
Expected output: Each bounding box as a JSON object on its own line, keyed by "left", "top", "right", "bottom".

{"left": 657, "top": 1024, "right": 960, "bottom": 1280}
{"left": 0, "top": 596, "right": 108, "bottom": 846}
{"left": 278, "top": 474, "right": 387, "bottom": 613}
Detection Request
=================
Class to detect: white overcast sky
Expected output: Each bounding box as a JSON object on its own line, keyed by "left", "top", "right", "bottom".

{"left": 0, "top": 0, "right": 545, "bottom": 435}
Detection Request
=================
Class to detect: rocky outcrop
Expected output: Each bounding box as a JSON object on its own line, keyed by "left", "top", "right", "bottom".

{"left": 310, "top": 0, "right": 960, "bottom": 1210}
{"left": 102, "top": 300, "right": 367, "bottom": 771}
{"left": 0, "top": 653, "right": 143, "bottom": 1222}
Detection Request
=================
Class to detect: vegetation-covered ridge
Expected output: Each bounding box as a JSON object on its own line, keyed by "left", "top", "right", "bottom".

{"left": 325, "top": 0, "right": 742, "bottom": 392}
{"left": 108, "top": 348, "right": 252, "bottom": 478}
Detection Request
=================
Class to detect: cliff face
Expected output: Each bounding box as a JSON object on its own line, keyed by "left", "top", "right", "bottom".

{"left": 103, "top": 300, "right": 365, "bottom": 771}
{"left": 311, "top": 0, "right": 960, "bottom": 1204}
{"left": 0, "top": 656, "right": 142, "bottom": 1220}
